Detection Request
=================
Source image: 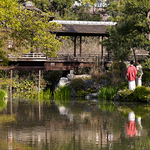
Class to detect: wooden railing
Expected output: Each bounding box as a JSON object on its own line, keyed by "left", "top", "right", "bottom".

{"left": 7, "top": 53, "right": 149, "bottom": 62}
{"left": 8, "top": 53, "right": 46, "bottom": 58}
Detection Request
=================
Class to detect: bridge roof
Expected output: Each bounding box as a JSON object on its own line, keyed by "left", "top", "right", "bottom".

{"left": 51, "top": 20, "right": 117, "bottom": 36}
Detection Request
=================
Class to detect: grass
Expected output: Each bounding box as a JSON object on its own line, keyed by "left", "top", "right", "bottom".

{"left": 53, "top": 86, "right": 71, "bottom": 100}
{"left": 98, "top": 86, "right": 119, "bottom": 100}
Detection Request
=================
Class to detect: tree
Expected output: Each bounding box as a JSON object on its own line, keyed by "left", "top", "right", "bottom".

{"left": 0, "top": 0, "right": 62, "bottom": 64}
{"left": 50, "top": 0, "right": 74, "bottom": 17}
{"left": 103, "top": 0, "right": 150, "bottom": 80}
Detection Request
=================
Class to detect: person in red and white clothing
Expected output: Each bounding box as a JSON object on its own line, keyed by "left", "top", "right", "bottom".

{"left": 126, "top": 60, "right": 137, "bottom": 90}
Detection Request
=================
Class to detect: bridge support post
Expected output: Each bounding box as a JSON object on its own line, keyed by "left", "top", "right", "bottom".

{"left": 10, "top": 69, "right": 13, "bottom": 115}
{"left": 10, "top": 70, "right": 12, "bottom": 93}
{"left": 80, "top": 36, "right": 82, "bottom": 57}
{"left": 74, "top": 36, "right": 77, "bottom": 57}
{"left": 38, "top": 70, "right": 41, "bottom": 93}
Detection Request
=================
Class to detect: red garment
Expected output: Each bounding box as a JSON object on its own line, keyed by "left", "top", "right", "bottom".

{"left": 126, "top": 65, "right": 137, "bottom": 81}
{"left": 126, "top": 121, "right": 136, "bottom": 137}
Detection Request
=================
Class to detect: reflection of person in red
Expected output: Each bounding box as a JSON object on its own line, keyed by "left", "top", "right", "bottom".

{"left": 126, "top": 111, "right": 136, "bottom": 137}
{"left": 127, "top": 121, "right": 136, "bottom": 137}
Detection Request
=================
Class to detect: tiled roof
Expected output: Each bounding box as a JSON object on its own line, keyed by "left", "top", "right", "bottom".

{"left": 51, "top": 21, "right": 116, "bottom": 36}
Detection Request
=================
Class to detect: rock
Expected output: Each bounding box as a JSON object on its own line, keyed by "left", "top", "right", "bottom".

{"left": 57, "top": 77, "right": 70, "bottom": 87}
{"left": 84, "top": 79, "right": 94, "bottom": 91}
{"left": 85, "top": 92, "right": 99, "bottom": 100}
{"left": 74, "top": 74, "right": 91, "bottom": 79}
{"left": 67, "top": 74, "right": 74, "bottom": 80}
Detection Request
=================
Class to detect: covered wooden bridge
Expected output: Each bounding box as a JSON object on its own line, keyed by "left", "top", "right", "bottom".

{"left": 0, "top": 20, "right": 116, "bottom": 71}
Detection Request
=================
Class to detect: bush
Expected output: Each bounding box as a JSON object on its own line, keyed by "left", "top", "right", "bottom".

{"left": 118, "top": 86, "right": 150, "bottom": 102}
{"left": 142, "top": 71, "right": 150, "bottom": 85}
{"left": 133, "top": 86, "right": 150, "bottom": 101}
{"left": 70, "top": 78, "right": 85, "bottom": 92}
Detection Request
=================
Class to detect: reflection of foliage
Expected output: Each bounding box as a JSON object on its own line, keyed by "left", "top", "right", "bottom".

{"left": 0, "top": 115, "right": 16, "bottom": 124}
{"left": 0, "top": 100, "right": 7, "bottom": 111}
{"left": 135, "top": 136, "right": 150, "bottom": 150}
{"left": 55, "top": 99, "right": 70, "bottom": 108}
{"left": 98, "top": 86, "right": 119, "bottom": 100}
{"left": 118, "top": 103, "right": 150, "bottom": 119}
{"left": 133, "top": 105, "right": 150, "bottom": 118}
{"left": 54, "top": 86, "right": 71, "bottom": 101}
{"left": 0, "top": 89, "right": 6, "bottom": 100}
{"left": 98, "top": 100, "right": 118, "bottom": 112}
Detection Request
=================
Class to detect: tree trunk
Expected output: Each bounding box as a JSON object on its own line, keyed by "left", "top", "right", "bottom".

{"left": 132, "top": 48, "right": 137, "bottom": 65}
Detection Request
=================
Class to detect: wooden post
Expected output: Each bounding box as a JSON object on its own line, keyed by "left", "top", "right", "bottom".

{"left": 80, "top": 36, "right": 82, "bottom": 57}
{"left": 101, "top": 36, "right": 104, "bottom": 70}
{"left": 74, "top": 36, "right": 77, "bottom": 57}
{"left": 38, "top": 70, "right": 41, "bottom": 93}
{"left": 10, "top": 70, "right": 12, "bottom": 92}
{"left": 10, "top": 70, "right": 13, "bottom": 115}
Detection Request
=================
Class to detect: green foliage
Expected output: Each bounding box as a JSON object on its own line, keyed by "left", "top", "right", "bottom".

{"left": 76, "top": 88, "right": 95, "bottom": 97}
{"left": 142, "top": 59, "right": 150, "bottom": 71}
{"left": 118, "top": 82, "right": 128, "bottom": 90}
{"left": 118, "top": 88, "right": 133, "bottom": 101}
{"left": 103, "top": 0, "right": 150, "bottom": 62}
{"left": 70, "top": 78, "right": 85, "bottom": 92}
{"left": 0, "top": 0, "right": 62, "bottom": 63}
{"left": 98, "top": 86, "right": 119, "bottom": 100}
{"left": 133, "top": 86, "right": 150, "bottom": 101}
{"left": 142, "top": 71, "right": 150, "bottom": 85}
{"left": 43, "top": 71, "right": 62, "bottom": 91}
{"left": 53, "top": 86, "right": 71, "bottom": 100}
{"left": 0, "top": 89, "right": 6, "bottom": 100}
{"left": 110, "top": 61, "right": 126, "bottom": 71}
{"left": 118, "top": 86, "right": 150, "bottom": 102}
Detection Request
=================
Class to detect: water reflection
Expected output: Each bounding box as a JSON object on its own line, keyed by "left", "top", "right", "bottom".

{"left": 1, "top": 96, "right": 150, "bottom": 149}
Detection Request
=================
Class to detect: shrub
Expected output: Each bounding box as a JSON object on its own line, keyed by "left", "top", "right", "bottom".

{"left": 142, "top": 71, "right": 150, "bottom": 85}
{"left": 118, "top": 86, "right": 150, "bottom": 102}
{"left": 70, "top": 78, "right": 85, "bottom": 92}
{"left": 133, "top": 86, "right": 150, "bottom": 101}
{"left": 119, "top": 82, "right": 128, "bottom": 90}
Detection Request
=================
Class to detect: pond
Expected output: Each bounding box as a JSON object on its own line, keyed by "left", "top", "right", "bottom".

{"left": 0, "top": 95, "right": 150, "bottom": 150}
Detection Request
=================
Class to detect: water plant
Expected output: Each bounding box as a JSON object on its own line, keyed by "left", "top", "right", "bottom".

{"left": 53, "top": 86, "right": 71, "bottom": 100}
{"left": 98, "top": 86, "right": 119, "bottom": 100}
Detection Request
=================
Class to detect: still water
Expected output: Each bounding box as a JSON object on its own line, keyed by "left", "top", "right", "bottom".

{"left": 0, "top": 96, "right": 150, "bottom": 150}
